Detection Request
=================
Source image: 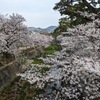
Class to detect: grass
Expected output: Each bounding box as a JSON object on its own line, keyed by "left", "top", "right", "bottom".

{"left": 32, "top": 58, "right": 44, "bottom": 64}
{"left": 43, "top": 44, "right": 60, "bottom": 57}
{"left": 40, "top": 67, "right": 50, "bottom": 75}
{"left": 32, "top": 44, "right": 60, "bottom": 64}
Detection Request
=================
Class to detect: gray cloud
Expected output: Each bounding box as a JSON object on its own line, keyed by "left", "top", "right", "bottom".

{"left": 0, "top": 0, "right": 60, "bottom": 27}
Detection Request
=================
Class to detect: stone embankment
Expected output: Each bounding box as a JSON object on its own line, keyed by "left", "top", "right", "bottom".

{"left": 0, "top": 60, "right": 21, "bottom": 89}
{"left": 0, "top": 44, "right": 44, "bottom": 89}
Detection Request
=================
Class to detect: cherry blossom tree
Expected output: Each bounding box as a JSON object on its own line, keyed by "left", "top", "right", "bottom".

{"left": 18, "top": 14, "right": 100, "bottom": 100}
{"left": 0, "top": 14, "right": 54, "bottom": 56}
{"left": 0, "top": 14, "right": 31, "bottom": 55}
{"left": 0, "top": 13, "right": 28, "bottom": 35}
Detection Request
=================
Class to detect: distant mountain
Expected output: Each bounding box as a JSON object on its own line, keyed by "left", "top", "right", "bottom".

{"left": 46, "top": 26, "right": 57, "bottom": 33}
{"left": 28, "top": 26, "right": 57, "bottom": 33}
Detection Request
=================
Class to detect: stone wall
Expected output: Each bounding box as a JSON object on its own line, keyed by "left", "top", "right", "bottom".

{"left": 0, "top": 46, "right": 44, "bottom": 89}
{"left": 0, "top": 60, "right": 21, "bottom": 89}
{"left": 0, "top": 53, "right": 15, "bottom": 67}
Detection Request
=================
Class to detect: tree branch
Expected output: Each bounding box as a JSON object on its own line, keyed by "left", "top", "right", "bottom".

{"left": 82, "top": 0, "right": 98, "bottom": 13}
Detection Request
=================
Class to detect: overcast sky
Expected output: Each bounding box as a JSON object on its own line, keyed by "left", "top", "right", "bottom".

{"left": 0, "top": 0, "right": 61, "bottom": 28}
